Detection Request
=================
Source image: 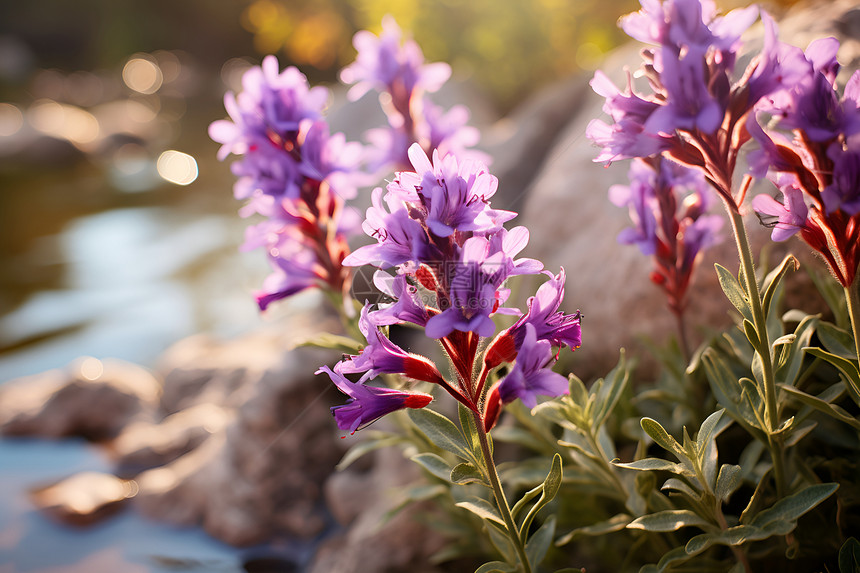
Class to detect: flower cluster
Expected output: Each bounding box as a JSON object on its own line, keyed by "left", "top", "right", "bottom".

{"left": 340, "top": 16, "right": 484, "bottom": 172}
{"left": 749, "top": 39, "right": 860, "bottom": 286}
{"left": 320, "top": 144, "right": 582, "bottom": 433}
{"left": 587, "top": 0, "right": 803, "bottom": 209}
{"left": 209, "top": 56, "right": 364, "bottom": 310}
{"left": 610, "top": 158, "right": 722, "bottom": 318}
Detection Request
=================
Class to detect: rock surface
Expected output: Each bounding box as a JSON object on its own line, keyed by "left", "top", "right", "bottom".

{"left": 0, "top": 357, "right": 160, "bottom": 440}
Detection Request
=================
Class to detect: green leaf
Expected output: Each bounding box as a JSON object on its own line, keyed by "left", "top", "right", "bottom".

{"left": 743, "top": 319, "right": 760, "bottom": 350}
{"left": 804, "top": 347, "right": 860, "bottom": 407}
{"left": 409, "top": 408, "right": 473, "bottom": 462}
{"left": 525, "top": 515, "right": 556, "bottom": 568}
{"left": 838, "top": 537, "right": 860, "bottom": 573}
{"left": 459, "top": 403, "right": 486, "bottom": 462}
{"left": 456, "top": 498, "right": 506, "bottom": 528}
{"left": 555, "top": 514, "right": 631, "bottom": 546}
{"left": 761, "top": 254, "right": 798, "bottom": 318}
{"left": 818, "top": 321, "right": 858, "bottom": 360}
{"left": 702, "top": 350, "right": 766, "bottom": 443}
{"left": 296, "top": 333, "right": 363, "bottom": 353}
{"left": 411, "top": 453, "right": 453, "bottom": 481}
{"left": 627, "top": 510, "right": 711, "bottom": 532}
{"left": 696, "top": 409, "right": 725, "bottom": 455}
{"left": 749, "top": 483, "right": 839, "bottom": 528}
{"left": 641, "top": 418, "right": 685, "bottom": 459}
{"left": 685, "top": 523, "right": 791, "bottom": 555}
{"left": 777, "top": 316, "right": 818, "bottom": 388}
{"left": 778, "top": 384, "right": 860, "bottom": 431}
{"left": 336, "top": 433, "right": 404, "bottom": 470}
{"left": 715, "top": 264, "right": 753, "bottom": 322}
{"left": 451, "top": 462, "right": 488, "bottom": 486}
{"left": 474, "top": 561, "right": 516, "bottom": 573}
{"left": 592, "top": 350, "right": 629, "bottom": 429}
{"left": 569, "top": 373, "right": 589, "bottom": 408}
{"left": 715, "top": 464, "right": 742, "bottom": 503}
{"left": 519, "top": 454, "right": 563, "bottom": 537}
{"left": 614, "top": 458, "right": 691, "bottom": 476}
{"left": 652, "top": 545, "right": 694, "bottom": 572}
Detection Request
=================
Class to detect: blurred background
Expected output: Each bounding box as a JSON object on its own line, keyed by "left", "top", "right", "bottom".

{"left": 0, "top": 1, "right": 802, "bottom": 571}
{"left": 0, "top": 0, "right": 653, "bottom": 382}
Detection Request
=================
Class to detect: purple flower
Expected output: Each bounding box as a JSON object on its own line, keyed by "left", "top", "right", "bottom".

{"left": 336, "top": 306, "right": 446, "bottom": 385}
{"left": 587, "top": 72, "right": 669, "bottom": 164}
{"left": 340, "top": 15, "right": 451, "bottom": 102}
{"left": 317, "top": 365, "right": 433, "bottom": 434}
{"left": 254, "top": 234, "right": 325, "bottom": 310}
{"left": 609, "top": 163, "right": 660, "bottom": 255}
{"left": 745, "top": 13, "right": 809, "bottom": 111}
{"left": 342, "top": 187, "right": 433, "bottom": 269}
{"left": 369, "top": 272, "right": 431, "bottom": 327}
{"left": 752, "top": 185, "right": 809, "bottom": 242}
{"left": 646, "top": 45, "right": 723, "bottom": 134}
{"left": 510, "top": 269, "right": 582, "bottom": 351}
{"left": 823, "top": 138, "right": 860, "bottom": 215}
{"left": 402, "top": 145, "right": 513, "bottom": 238}
{"left": 425, "top": 236, "right": 509, "bottom": 339}
{"left": 497, "top": 324, "right": 569, "bottom": 409}
{"left": 209, "top": 56, "right": 329, "bottom": 160}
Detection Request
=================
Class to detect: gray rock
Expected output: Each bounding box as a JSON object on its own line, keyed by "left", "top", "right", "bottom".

{"left": 0, "top": 357, "right": 160, "bottom": 440}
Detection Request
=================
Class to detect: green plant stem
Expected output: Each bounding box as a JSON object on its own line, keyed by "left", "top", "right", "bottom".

{"left": 845, "top": 281, "right": 860, "bottom": 367}
{"left": 472, "top": 410, "right": 533, "bottom": 573}
{"left": 726, "top": 208, "right": 787, "bottom": 497}
{"left": 714, "top": 501, "right": 753, "bottom": 573}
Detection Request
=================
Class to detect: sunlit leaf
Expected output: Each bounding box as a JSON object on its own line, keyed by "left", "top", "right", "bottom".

{"left": 627, "top": 510, "right": 710, "bottom": 532}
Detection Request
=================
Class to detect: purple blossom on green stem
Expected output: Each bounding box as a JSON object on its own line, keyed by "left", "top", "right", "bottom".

{"left": 317, "top": 366, "right": 433, "bottom": 434}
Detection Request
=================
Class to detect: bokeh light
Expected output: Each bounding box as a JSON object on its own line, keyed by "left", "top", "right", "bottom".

{"left": 122, "top": 56, "right": 163, "bottom": 95}
{"left": 156, "top": 150, "right": 198, "bottom": 185}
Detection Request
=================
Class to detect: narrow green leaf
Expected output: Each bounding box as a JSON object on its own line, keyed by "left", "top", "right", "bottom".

{"left": 519, "top": 454, "right": 564, "bottom": 537}
{"left": 411, "top": 453, "right": 453, "bottom": 481}
{"left": 715, "top": 464, "right": 742, "bottom": 502}
{"left": 661, "top": 478, "right": 701, "bottom": 499}
{"left": 296, "top": 333, "right": 364, "bottom": 353}
{"left": 475, "top": 561, "right": 516, "bottom": 573}
{"left": 568, "top": 373, "right": 589, "bottom": 407}
{"left": 750, "top": 483, "right": 839, "bottom": 527}
{"left": 627, "top": 510, "right": 710, "bottom": 532}
{"left": 779, "top": 384, "right": 860, "bottom": 431}
{"left": 336, "top": 434, "right": 404, "bottom": 470}
{"left": 409, "top": 408, "right": 473, "bottom": 462}
{"left": 715, "top": 264, "right": 753, "bottom": 321}
{"left": 641, "top": 418, "right": 684, "bottom": 458}
{"left": 838, "top": 537, "right": 860, "bottom": 573}
{"left": 451, "top": 462, "right": 488, "bottom": 486}
{"left": 525, "top": 515, "right": 556, "bottom": 568}
{"left": 459, "top": 403, "right": 484, "bottom": 461}
{"left": 614, "top": 458, "right": 691, "bottom": 475}
{"left": 762, "top": 254, "right": 798, "bottom": 317}
{"left": 456, "top": 498, "right": 506, "bottom": 528}
{"left": 818, "top": 321, "right": 858, "bottom": 360}
{"left": 542, "top": 453, "right": 564, "bottom": 502}
{"left": 804, "top": 347, "right": 860, "bottom": 406}
{"left": 777, "top": 316, "right": 818, "bottom": 388}
{"left": 696, "top": 409, "right": 725, "bottom": 454}
{"left": 743, "top": 319, "right": 760, "bottom": 350}
{"left": 653, "top": 546, "right": 694, "bottom": 572}
{"left": 555, "top": 514, "right": 631, "bottom": 546}
{"left": 685, "top": 524, "right": 769, "bottom": 555}
{"left": 592, "top": 350, "right": 629, "bottom": 429}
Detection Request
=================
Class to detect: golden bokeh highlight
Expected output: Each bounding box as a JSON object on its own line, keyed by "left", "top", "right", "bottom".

{"left": 157, "top": 150, "right": 198, "bottom": 186}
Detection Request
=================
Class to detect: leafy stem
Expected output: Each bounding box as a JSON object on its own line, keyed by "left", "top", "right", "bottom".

{"left": 725, "top": 206, "right": 787, "bottom": 498}
{"left": 472, "top": 410, "right": 533, "bottom": 573}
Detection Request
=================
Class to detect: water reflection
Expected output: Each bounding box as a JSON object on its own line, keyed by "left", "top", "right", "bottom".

{"left": 0, "top": 207, "right": 266, "bottom": 381}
